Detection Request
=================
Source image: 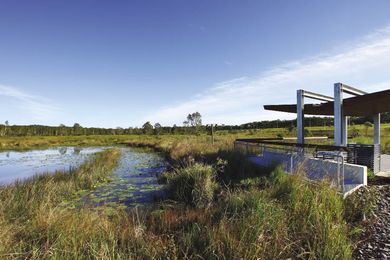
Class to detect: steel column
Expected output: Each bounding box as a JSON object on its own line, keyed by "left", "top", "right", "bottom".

{"left": 297, "top": 89, "right": 304, "bottom": 145}
{"left": 334, "top": 83, "right": 343, "bottom": 146}
{"left": 374, "top": 113, "right": 381, "bottom": 145}
{"left": 342, "top": 116, "right": 348, "bottom": 146}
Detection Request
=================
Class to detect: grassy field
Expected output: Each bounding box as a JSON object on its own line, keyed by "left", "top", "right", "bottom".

{"left": 0, "top": 122, "right": 389, "bottom": 152}
{"left": 0, "top": 124, "right": 380, "bottom": 258}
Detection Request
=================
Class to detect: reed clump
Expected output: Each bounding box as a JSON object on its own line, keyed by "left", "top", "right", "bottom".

{"left": 164, "top": 163, "right": 219, "bottom": 208}
{"left": 269, "top": 167, "right": 351, "bottom": 259}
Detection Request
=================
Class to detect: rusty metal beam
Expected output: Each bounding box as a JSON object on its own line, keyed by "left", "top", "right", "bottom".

{"left": 264, "top": 89, "right": 390, "bottom": 116}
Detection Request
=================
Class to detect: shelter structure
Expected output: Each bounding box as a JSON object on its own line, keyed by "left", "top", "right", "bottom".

{"left": 264, "top": 83, "right": 390, "bottom": 173}
{"left": 233, "top": 83, "right": 390, "bottom": 195}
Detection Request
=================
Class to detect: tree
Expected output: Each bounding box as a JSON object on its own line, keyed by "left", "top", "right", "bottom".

{"left": 58, "top": 124, "right": 66, "bottom": 136}
{"left": 187, "top": 114, "right": 193, "bottom": 125}
{"left": 172, "top": 124, "right": 178, "bottom": 134}
{"left": 116, "top": 127, "right": 124, "bottom": 135}
{"left": 350, "top": 126, "right": 360, "bottom": 138}
{"left": 142, "top": 121, "right": 153, "bottom": 134}
{"left": 154, "top": 123, "right": 162, "bottom": 136}
{"left": 73, "top": 123, "right": 82, "bottom": 135}
{"left": 187, "top": 112, "right": 202, "bottom": 127}
{"left": 3, "top": 120, "right": 9, "bottom": 136}
{"left": 364, "top": 121, "right": 373, "bottom": 137}
{"left": 287, "top": 125, "right": 296, "bottom": 133}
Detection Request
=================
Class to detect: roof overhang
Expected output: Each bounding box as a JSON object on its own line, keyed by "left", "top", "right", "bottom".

{"left": 264, "top": 89, "right": 390, "bottom": 116}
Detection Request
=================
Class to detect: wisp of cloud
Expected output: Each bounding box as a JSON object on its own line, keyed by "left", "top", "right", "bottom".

{"left": 0, "top": 84, "right": 60, "bottom": 122}
{"left": 143, "top": 25, "right": 390, "bottom": 126}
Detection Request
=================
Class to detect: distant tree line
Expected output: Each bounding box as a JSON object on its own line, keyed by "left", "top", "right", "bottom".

{"left": 0, "top": 112, "right": 389, "bottom": 137}
{"left": 227, "top": 113, "right": 390, "bottom": 131}
{"left": 0, "top": 122, "right": 210, "bottom": 137}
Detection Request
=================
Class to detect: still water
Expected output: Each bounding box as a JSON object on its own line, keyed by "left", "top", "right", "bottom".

{"left": 79, "top": 147, "right": 167, "bottom": 208}
{"left": 0, "top": 147, "right": 167, "bottom": 208}
{"left": 0, "top": 147, "right": 105, "bottom": 185}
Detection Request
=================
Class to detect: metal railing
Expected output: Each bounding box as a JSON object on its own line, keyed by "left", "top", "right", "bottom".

{"left": 234, "top": 140, "right": 303, "bottom": 156}
{"left": 234, "top": 138, "right": 348, "bottom": 193}
{"left": 314, "top": 151, "right": 345, "bottom": 193}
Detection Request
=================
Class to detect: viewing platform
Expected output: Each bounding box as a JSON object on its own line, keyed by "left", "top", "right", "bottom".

{"left": 239, "top": 83, "right": 390, "bottom": 196}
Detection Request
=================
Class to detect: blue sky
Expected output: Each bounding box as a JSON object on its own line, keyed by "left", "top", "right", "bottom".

{"left": 1, "top": 1, "right": 390, "bottom": 127}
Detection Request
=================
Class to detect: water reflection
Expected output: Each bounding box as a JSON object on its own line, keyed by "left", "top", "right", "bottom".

{"left": 0, "top": 147, "right": 105, "bottom": 185}
{"left": 0, "top": 146, "right": 167, "bottom": 208}
{"left": 58, "top": 147, "right": 67, "bottom": 155}
{"left": 74, "top": 147, "right": 81, "bottom": 155}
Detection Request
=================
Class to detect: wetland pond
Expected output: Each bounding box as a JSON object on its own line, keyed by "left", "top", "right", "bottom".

{"left": 0, "top": 147, "right": 167, "bottom": 208}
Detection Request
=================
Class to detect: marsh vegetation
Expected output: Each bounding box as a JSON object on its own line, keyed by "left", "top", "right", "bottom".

{"left": 0, "top": 123, "right": 380, "bottom": 258}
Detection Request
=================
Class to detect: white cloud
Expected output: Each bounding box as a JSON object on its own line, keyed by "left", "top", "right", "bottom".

{"left": 142, "top": 25, "right": 390, "bottom": 126}
{"left": 0, "top": 84, "right": 60, "bottom": 121}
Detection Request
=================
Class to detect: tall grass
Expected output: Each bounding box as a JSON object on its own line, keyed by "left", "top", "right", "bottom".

{"left": 269, "top": 167, "right": 351, "bottom": 259}
{"left": 0, "top": 149, "right": 121, "bottom": 257}
{"left": 153, "top": 164, "right": 352, "bottom": 259}
{"left": 0, "top": 135, "right": 359, "bottom": 258}
{"left": 163, "top": 163, "right": 219, "bottom": 208}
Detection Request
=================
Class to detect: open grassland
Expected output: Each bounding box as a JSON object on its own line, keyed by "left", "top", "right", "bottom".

{"left": 0, "top": 122, "right": 389, "bottom": 153}
{"left": 0, "top": 123, "right": 380, "bottom": 258}
{"left": 0, "top": 135, "right": 132, "bottom": 150}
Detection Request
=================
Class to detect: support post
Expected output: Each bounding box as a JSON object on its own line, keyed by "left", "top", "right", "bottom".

{"left": 334, "top": 83, "right": 343, "bottom": 146}
{"left": 373, "top": 114, "right": 380, "bottom": 145}
{"left": 373, "top": 113, "right": 381, "bottom": 173}
{"left": 297, "top": 89, "right": 304, "bottom": 145}
{"left": 342, "top": 116, "right": 348, "bottom": 146}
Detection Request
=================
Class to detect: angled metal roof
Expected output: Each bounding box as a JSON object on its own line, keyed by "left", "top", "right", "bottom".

{"left": 264, "top": 89, "right": 390, "bottom": 116}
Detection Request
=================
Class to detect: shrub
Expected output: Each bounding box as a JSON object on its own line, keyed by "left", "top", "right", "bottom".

{"left": 165, "top": 163, "right": 219, "bottom": 208}
{"left": 350, "top": 127, "right": 360, "bottom": 138}
{"left": 304, "top": 128, "right": 313, "bottom": 137}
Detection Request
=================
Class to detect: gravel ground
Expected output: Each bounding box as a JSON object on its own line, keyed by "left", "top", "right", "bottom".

{"left": 353, "top": 183, "right": 390, "bottom": 259}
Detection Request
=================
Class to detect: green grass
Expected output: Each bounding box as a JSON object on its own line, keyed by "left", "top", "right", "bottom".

{"left": 162, "top": 163, "right": 219, "bottom": 208}
{"left": 0, "top": 148, "right": 121, "bottom": 257}
{"left": 1, "top": 122, "right": 389, "bottom": 153}
{"left": 269, "top": 167, "right": 351, "bottom": 258}
{"left": 0, "top": 135, "right": 133, "bottom": 151}
{"left": 149, "top": 165, "right": 352, "bottom": 259}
